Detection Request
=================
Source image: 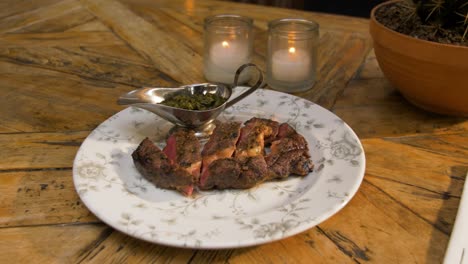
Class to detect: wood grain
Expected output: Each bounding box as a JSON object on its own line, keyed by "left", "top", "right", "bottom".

{"left": 0, "top": 0, "right": 467, "bottom": 263}
{"left": 363, "top": 136, "right": 467, "bottom": 233}
{"left": 9, "top": 6, "right": 95, "bottom": 34}
{"left": 0, "top": 224, "right": 110, "bottom": 264}
{"left": 298, "top": 31, "right": 372, "bottom": 109}
{"left": 0, "top": 31, "right": 173, "bottom": 86}
{"left": 321, "top": 180, "right": 449, "bottom": 263}
{"left": 81, "top": 0, "right": 204, "bottom": 85}
{"left": 65, "top": 18, "right": 109, "bottom": 32}
{"left": 76, "top": 231, "right": 196, "bottom": 263}
{"left": 0, "top": 0, "right": 64, "bottom": 20}
{"left": 0, "top": 131, "right": 85, "bottom": 170}
{"left": 355, "top": 49, "right": 384, "bottom": 79}
{"left": 333, "top": 78, "right": 468, "bottom": 138}
{"left": 0, "top": 0, "right": 83, "bottom": 34}
{"left": 0, "top": 169, "right": 97, "bottom": 227}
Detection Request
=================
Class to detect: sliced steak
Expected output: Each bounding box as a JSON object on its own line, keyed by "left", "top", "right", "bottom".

{"left": 200, "top": 158, "right": 240, "bottom": 190}
{"left": 266, "top": 123, "right": 314, "bottom": 179}
{"left": 276, "top": 121, "right": 296, "bottom": 138}
{"left": 237, "top": 156, "right": 271, "bottom": 188}
{"left": 133, "top": 119, "right": 312, "bottom": 194}
{"left": 200, "top": 121, "right": 241, "bottom": 187}
{"left": 132, "top": 137, "right": 194, "bottom": 196}
{"left": 235, "top": 117, "right": 279, "bottom": 158}
{"left": 163, "top": 128, "right": 201, "bottom": 181}
{"left": 245, "top": 117, "right": 279, "bottom": 144}
{"left": 290, "top": 155, "right": 315, "bottom": 175}
{"left": 200, "top": 156, "right": 270, "bottom": 190}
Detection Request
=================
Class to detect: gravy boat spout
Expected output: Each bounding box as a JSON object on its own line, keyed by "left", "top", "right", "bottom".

{"left": 117, "top": 63, "right": 263, "bottom": 133}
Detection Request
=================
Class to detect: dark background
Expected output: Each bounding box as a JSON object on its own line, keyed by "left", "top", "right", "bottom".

{"left": 223, "top": 0, "right": 386, "bottom": 17}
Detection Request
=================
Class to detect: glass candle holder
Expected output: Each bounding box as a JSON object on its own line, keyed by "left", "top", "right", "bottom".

{"left": 266, "top": 18, "right": 319, "bottom": 93}
{"left": 203, "top": 14, "right": 254, "bottom": 84}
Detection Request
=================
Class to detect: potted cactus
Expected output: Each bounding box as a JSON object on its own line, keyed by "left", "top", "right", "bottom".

{"left": 370, "top": 0, "right": 468, "bottom": 116}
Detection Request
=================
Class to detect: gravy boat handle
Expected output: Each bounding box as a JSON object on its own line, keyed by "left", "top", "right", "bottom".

{"left": 225, "top": 63, "right": 264, "bottom": 108}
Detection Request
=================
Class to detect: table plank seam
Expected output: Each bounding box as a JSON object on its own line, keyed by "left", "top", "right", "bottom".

{"left": 354, "top": 75, "right": 387, "bottom": 81}
{"left": 366, "top": 173, "right": 462, "bottom": 199}
{"left": 352, "top": 57, "right": 383, "bottom": 81}
{"left": 158, "top": 8, "right": 203, "bottom": 34}
{"left": 363, "top": 178, "right": 451, "bottom": 236}
{"left": 316, "top": 226, "right": 363, "bottom": 263}
{"left": 186, "top": 251, "right": 199, "bottom": 264}
{"left": 58, "top": 43, "right": 180, "bottom": 86}
{"left": 0, "top": 167, "right": 72, "bottom": 173}
{"left": 350, "top": 49, "right": 374, "bottom": 81}
{"left": 380, "top": 141, "right": 468, "bottom": 161}
{"left": 379, "top": 132, "right": 468, "bottom": 139}
{"left": 53, "top": 45, "right": 156, "bottom": 69}
{"left": 80, "top": 0, "right": 200, "bottom": 85}
{"left": 0, "top": 220, "right": 104, "bottom": 230}
{"left": 0, "top": 0, "right": 83, "bottom": 34}
{"left": 0, "top": 130, "right": 92, "bottom": 135}
{"left": 33, "top": 140, "right": 82, "bottom": 147}
{"left": 75, "top": 226, "right": 114, "bottom": 264}
{"left": 356, "top": 130, "right": 468, "bottom": 140}
{"left": 130, "top": 10, "right": 201, "bottom": 57}
{"left": 0, "top": 56, "right": 143, "bottom": 89}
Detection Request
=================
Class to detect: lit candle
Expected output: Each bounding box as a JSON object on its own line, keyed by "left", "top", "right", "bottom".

{"left": 204, "top": 40, "right": 250, "bottom": 84}
{"left": 271, "top": 47, "right": 311, "bottom": 82}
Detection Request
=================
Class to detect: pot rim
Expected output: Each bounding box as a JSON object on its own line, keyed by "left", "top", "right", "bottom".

{"left": 370, "top": 0, "right": 468, "bottom": 50}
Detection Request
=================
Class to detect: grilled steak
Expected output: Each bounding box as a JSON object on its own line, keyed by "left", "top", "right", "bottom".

{"left": 235, "top": 118, "right": 279, "bottom": 158}
{"left": 200, "top": 156, "right": 270, "bottom": 190}
{"left": 200, "top": 121, "right": 241, "bottom": 188}
{"left": 290, "top": 155, "right": 315, "bottom": 175}
{"left": 199, "top": 158, "right": 239, "bottom": 190}
{"left": 132, "top": 118, "right": 313, "bottom": 195}
{"left": 245, "top": 117, "right": 279, "bottom": 144}
{"left": 237, "top": 156, "right": 271, "bottom": 188}
{"left": 132, "top": 137, "right": 194, "bottom": 196}
{"left": 163, "top": 128, "right": 201, "bottom": 181}
{"left": 265, "top": 123, "right": 314, "bottom": 179}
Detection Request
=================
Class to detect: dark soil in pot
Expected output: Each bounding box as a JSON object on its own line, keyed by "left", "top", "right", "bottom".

{"left": 374, "top": 1, "right": 467, "bottom": 46}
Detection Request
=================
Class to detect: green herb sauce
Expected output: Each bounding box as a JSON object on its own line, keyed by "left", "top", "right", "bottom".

{"left": 161, "top": 93, "right": 227, "bottom": 110}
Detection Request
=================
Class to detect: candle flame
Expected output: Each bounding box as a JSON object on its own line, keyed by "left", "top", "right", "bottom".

{"left": 222, "top": 41, "right": 229, "bottom": 48}
{"left": 288, "top": 47, "right": 296, "bottom": 54}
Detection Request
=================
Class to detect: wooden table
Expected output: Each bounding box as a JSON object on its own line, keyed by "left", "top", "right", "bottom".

{"left": 0, "top": 0, "right": 467, "bottom": 263}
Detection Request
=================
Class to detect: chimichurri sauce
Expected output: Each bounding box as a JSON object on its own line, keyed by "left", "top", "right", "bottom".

{"left": 161, "top": 93, "right": 227, "bottom": 110}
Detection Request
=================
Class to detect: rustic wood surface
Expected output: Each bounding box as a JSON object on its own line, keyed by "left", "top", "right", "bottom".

{"left": 0, "top": 0, "right": 466, "bottom": 263}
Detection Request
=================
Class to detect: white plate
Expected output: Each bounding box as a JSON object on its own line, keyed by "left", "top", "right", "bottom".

{"left": 73, "top": 89, "right": 366, "bottom": 249}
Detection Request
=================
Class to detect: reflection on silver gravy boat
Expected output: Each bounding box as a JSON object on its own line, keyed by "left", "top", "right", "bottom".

{"left": 117, "top": 63, "right": 263, "bottom": 137}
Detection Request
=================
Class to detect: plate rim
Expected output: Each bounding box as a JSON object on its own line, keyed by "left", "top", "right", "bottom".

{"left": 72, "top": 89, "right": 366, "bottom": 249}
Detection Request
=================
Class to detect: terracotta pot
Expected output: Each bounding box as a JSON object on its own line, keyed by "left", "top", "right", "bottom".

{"left": 369, "top": 0, "right": 468, "bottom": 117}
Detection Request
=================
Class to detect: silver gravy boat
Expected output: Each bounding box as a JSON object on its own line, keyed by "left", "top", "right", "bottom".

{"left": 117, "top": 63, "right": 263, "bottom": 137}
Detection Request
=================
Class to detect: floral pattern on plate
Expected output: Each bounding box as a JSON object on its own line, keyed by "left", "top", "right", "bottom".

{"left": 73, "top": 89, "right": 365, "bottom": 249}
